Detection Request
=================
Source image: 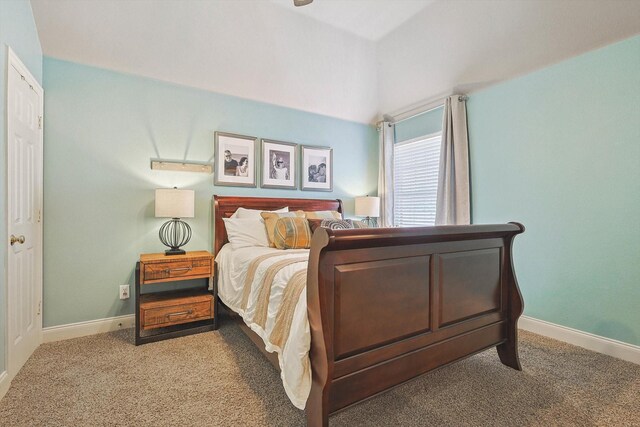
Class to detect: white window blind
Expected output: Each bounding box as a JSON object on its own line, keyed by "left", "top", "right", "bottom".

{"left": 393, "top": 133, "right": 441, "bottom": 226}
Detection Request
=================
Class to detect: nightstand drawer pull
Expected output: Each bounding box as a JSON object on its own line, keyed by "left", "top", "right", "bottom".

{"left": 167, "top": 310, "right": 193, "bottom": 318}
{"left": 167, "top": 267, "right": 193, "bottom": 273}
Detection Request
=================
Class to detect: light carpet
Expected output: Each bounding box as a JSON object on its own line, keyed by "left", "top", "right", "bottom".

{"left": 0, "top": 318, "right": 638, "bottom": 426}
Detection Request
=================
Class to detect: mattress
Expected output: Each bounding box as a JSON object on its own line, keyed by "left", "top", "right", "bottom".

{"left": 215, "top": 244, "right": 311, "bottom": 409}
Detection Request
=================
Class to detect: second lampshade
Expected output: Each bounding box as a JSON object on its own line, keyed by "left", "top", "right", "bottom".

{"left": 355, "top": 196, "right": 380, "bottom": 227}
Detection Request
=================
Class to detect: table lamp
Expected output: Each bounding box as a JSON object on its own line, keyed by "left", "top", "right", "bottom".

{"left": 155, "top": 187, "right": 195, "bottom": 255}
{"left": 355, "top": 195, "right": 380, "bottom": 227}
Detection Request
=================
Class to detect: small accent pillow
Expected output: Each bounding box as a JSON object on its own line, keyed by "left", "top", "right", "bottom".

{"left": 308, "top": 218, "right": 353, "bottom": 233}
{"left": 305, "top": 210, "right": 342, "bottom": 220}
{"left": 231, "top": 206, "right": 288, "bottom": 219}
{"left": 223, "top": 218, "right": 270, "bottom": 249}
{"left": 273, "top": 217, "right": 312, "bottom": 249}
{"left": 308, "top": 219, "right": 370, "bottom": 233}
{"left": 320, "top": 219, "right": 354, "bottom": 229}
{"left": 261, "top": 211, "right": 306, "bottom": 247}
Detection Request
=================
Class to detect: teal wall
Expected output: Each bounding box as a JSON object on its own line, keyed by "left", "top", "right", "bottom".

{"left": 42, "top": 57, "right": 378, "bottom": 327}
{"left": 0, "top": 0, "right": 43, "bottom": 373}
{"left": 468, "top": 36, "right": 640, "bottom": 345}
{"left": 394, "top": 106, "right": 443, "bottom": 142}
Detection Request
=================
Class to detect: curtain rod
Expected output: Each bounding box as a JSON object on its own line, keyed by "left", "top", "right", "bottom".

{"left": 376, "top": 94, "right": 468, "bottom": 128}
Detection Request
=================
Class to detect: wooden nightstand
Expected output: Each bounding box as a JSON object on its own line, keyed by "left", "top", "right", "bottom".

{"left": 135, "top": 250, "right": 217, "bottom": 345}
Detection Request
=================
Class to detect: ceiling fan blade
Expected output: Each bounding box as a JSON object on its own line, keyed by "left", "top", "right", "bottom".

{"left": 294, "top": 0, "right": 313, "bottom": 6}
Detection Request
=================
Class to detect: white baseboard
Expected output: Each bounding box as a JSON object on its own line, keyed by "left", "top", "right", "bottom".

{"left": 0, "top": 371, "right": 10, "bottom": 401}
{"left": 519, "top": 315, "right": 640, "bottom": 365}
{"left": 43, "top": 314, "right": 135, "bottom": 343}
{"left": 38, "top": 313, "right": 640, "bottom": 365}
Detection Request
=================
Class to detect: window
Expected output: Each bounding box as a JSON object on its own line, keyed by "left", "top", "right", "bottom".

{"left": 393, "top": 133, "right": 441, "bottom": 226}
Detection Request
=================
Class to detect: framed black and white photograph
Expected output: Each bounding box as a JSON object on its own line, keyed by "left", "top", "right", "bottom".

{"left": 214, "top": 131, "right": 257, "bottom": 187}
{"left": 301, "top": 145, "right": 332, "bottom": 191}
{"left": 261, "top": 139, "right": 297, "bottom": 189}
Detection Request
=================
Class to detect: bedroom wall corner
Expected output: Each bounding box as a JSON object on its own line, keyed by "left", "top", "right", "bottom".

{"left": 42, "top": 57, "right": 379, "bottom": 328}
{"left": 0, "top": 0, "right": 43, "bottom": 376}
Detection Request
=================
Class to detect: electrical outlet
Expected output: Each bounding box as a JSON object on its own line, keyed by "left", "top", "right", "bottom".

{"left": 119, "top": 284, "right": 130, "bottom": 300}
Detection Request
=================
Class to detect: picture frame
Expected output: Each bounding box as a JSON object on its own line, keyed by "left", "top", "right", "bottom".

{"left": 260, "top": 139, "right": 298, "bottom": 189}
{"left": 301, "top": 145, "right": 333, "bottom": 192}
{"left": 214, "top": 131, "right": 258, "bottom": 187}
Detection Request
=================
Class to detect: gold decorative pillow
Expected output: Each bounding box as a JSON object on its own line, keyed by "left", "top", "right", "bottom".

{"left": 273, "top": 217, "right": 312, "bottom": 249}
{"left": 305, "top": 210, "right": 342, "bottom": 220}
{"left": 261, "top": 211, "right": 305, "bottom": 247}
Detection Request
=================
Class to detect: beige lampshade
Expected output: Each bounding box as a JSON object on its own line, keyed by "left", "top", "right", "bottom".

{"left": 355, "top": 196, "right": 380, "bottom": 217}
{"left": 155, "top": 188, "right": 195, "bottom": 218}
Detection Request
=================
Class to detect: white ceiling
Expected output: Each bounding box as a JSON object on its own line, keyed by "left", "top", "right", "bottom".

{"left": 268, "top": 0, "right": 434, "bottom": 41}
{"left": 377, "top": 0, "right": 640, "bottom": 115}
{"left": 31, "top": 0, "right": 380, "bottom": 123}
{"left": 30, "top": 0, "right": 640, "bottom": 124}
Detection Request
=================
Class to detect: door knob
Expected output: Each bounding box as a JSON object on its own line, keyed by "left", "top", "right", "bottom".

{"left": 10, "top": 235, "right": 25, "bottom": 245}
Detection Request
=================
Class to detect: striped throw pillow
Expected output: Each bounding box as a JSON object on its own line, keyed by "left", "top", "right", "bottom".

{"left": 273, "top": 217, "right": 312, "bottom": 249}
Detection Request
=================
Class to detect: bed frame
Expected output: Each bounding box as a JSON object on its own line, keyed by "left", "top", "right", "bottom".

{"left": 213, "top": 195, "right": 525, "bottom": 427}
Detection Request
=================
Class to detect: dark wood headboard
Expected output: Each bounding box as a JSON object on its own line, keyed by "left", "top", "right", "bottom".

{"left": 213, "top": 195, "right": 343, "bottom": 257}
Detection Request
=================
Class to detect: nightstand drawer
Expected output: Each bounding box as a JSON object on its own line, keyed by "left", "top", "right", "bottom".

{"left": 143, "top": 258, "right": 211, "bottom": 282}
{"left": 140, "top": 293, "right": 213, "bottom": 330}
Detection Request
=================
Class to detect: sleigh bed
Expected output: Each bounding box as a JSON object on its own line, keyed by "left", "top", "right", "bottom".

{"left": 213, "top": 195, "right": 525, "bottom": 427}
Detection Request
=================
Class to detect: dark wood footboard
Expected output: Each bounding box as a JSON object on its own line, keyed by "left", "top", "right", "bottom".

{"left": 306, "top": 224, "right": 524, "bottom": 426}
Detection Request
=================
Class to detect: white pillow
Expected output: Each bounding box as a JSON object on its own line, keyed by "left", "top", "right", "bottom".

{"left": 223, "top": 218, "right": 270, "bottom": 249}
{"left": 230, "top": 206, "right": 288, "bottom": 219}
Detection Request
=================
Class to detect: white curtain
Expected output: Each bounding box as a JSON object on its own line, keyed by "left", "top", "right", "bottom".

{"left": 435, "top": 95, "right": 471, "bottom": 225}
{"left": 377, "top": 121, "right": 395, "bottom": 227}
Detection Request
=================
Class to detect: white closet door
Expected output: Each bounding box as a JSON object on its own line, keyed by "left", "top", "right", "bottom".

{"left": 7, "top": 49, "right": 44, "bottom": 377}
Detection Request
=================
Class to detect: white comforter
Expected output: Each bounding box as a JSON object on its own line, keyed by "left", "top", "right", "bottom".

{"left": 215, "top": 244, "right": 311, "bottom": 409}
